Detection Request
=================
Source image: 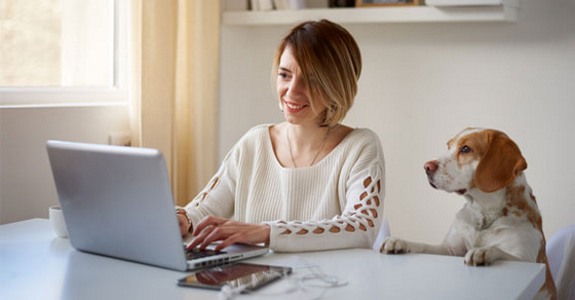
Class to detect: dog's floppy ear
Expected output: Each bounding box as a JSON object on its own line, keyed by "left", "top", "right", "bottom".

{"left": 474, "top": 130, "right": 527, "bottom": 193}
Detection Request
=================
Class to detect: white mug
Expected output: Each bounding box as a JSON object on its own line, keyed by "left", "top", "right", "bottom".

{"left": 49, "top": 205, "right": 68, "bottom": 238}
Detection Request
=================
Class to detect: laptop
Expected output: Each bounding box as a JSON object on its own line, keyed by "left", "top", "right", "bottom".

{"left": 46, "top": 140, "right": 268, "bottom": 272}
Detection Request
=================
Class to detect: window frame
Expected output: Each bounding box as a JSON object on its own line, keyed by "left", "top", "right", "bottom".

{"left": 0, "top": 0, "right": 128, "bottom": 108}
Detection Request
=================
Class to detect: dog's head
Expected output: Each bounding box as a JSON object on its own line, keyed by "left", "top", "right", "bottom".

{"left": 424, "top": 128, "right": 527, "bottom": 195}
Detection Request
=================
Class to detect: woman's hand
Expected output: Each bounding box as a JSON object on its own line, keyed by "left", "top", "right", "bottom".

{"left": 186, "top": 216, "right": 270, "bottom": 252}
{"left": 177, "top": 214, "right": 190, "bottom": 237}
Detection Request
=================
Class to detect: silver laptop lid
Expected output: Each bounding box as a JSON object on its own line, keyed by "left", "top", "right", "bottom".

{"left": 47, "top": 140, "right": 189, "bottom": 271}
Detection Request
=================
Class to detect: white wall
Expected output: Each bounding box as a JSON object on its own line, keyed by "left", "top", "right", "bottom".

{"left": 0, "top": 105, "right": 129, "bottom": 224}
{"left": 219, "top": 0, "right": 575, "bottom": 243}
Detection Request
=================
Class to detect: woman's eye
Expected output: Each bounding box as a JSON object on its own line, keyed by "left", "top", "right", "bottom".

{"left": 278, "top": 72, "right": 289, "bottom": 79}
{"left": 460, "top": 146, "right": 472, "bottom": 154}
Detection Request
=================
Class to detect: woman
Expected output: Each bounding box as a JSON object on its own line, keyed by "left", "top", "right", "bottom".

{"left": 177, "top": 19, "right": 385, "bottom": 253}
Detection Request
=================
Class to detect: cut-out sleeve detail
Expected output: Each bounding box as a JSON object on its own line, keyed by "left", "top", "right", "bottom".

{"left": 183, "top": 149, "right": 238, "bottom": 230}
{"left": 265, "top": 162, "right": 384, "bottom": 252}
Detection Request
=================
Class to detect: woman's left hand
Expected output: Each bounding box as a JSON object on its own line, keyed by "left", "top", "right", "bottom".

{"left": 186, "top": 216, "right": 270, "bottom": 252}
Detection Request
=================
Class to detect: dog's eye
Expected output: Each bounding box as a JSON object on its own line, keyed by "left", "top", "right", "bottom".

{"left": 460, "top": 146, "right": 472, "bottom": 154}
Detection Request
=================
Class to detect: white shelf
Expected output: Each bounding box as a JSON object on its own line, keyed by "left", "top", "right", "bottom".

{"left": 222, "top": 4, "right": 518, "bottom": 26}
{"left": 426, "top": 0, "right": 514, "bottom": 5}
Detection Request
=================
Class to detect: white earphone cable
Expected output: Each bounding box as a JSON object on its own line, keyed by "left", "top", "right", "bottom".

{"left": 218, "top": 261, "right": 347, "bottom": 300}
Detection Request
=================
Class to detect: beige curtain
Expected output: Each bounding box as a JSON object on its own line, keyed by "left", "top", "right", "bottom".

{"left": 128, "top": 0, "right": 220, "bottom": 206}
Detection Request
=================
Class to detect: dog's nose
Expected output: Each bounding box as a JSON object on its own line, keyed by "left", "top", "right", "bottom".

{"left": 424, "top": 161, "right": 438, "bottom": 174}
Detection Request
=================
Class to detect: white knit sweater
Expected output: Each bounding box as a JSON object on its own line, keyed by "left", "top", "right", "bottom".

{"left": 184, "top": 124, "right": 385, "bottom": 252}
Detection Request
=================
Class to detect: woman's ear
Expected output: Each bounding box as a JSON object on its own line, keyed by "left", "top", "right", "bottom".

{"left": 474, "top": 130, "right": 527, "bottom": 193}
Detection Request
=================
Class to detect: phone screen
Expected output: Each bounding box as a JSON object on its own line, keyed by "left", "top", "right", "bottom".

{"left": 177, "top": 263, "right": 292, "bottom": 291}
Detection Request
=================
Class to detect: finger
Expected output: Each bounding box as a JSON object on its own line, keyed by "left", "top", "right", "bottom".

{"left": 187, "top": 233, "right": 208, "bottom": 250}
{"left": 214, "top": 223, "right": 270, "bottom": 252}
{"left": 187, "top": 225, "right": 216, "bottom": 250}
{"left": 215, "top": 224, "right": 269, "bottom": 252}
{"left": 186, "top": 238, "right": 199, "bottom": 250}
{"left": 215, "top": 233, "right": 243, "bottom": 252}
{"left": 193, "top": 216, "right": 223, "bottom": 236}
{"left": 200, "top": 226, "right": 226, "bottom": 250}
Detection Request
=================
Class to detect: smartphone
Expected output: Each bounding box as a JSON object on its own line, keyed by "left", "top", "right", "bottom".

{"left": 177, "top": 262, "right": 292, "bottom": 291}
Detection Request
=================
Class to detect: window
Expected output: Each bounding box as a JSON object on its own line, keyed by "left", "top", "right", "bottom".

{"left": 0, "top": 0, "right": 127, "bottom": 107}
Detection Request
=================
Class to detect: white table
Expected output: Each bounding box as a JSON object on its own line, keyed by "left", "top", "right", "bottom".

{"left": 1, "top": 219, "right": 545, "bottom": 299}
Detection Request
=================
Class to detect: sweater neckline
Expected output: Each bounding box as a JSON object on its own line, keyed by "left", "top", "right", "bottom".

{"left": 265, "top": 125, "right": 358, "bottom": 171}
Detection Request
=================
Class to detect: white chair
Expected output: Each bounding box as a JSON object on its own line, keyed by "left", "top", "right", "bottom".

{"left": 546, "top": 224, "right": 575, "bottom": 300}
{"left": 373, "top": 217, "right": 391, "bottom": 251}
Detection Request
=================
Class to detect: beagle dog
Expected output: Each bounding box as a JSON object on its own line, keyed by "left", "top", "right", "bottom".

{"left": 380, "top": 128, "right": 558, "bottom": 299}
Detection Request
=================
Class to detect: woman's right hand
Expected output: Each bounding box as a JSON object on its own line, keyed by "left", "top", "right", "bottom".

{"left": 177, "top": 213, "right": 190, "bottom": 236}
{"left": 187, "top": 216, "right": 270, "bottom": 252}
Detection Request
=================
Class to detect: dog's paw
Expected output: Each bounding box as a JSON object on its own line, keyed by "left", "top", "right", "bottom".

{"left": 464, "top": 247, "right": 494, "bottom": 266}
{"left": 380, "top": 237, "right": 409, "bottom": 254}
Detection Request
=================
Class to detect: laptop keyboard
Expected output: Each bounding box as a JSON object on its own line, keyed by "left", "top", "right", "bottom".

{"left": 185, "top": 247, "right": 226, "bottom": 260}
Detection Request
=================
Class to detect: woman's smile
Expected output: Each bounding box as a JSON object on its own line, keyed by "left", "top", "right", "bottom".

{"left": 283, "top": 100, "right": 308, "bottom": 113}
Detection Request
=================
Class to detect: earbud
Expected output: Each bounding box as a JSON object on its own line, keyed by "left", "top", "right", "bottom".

{"left": 219, "top": 285, "right": 235, "bottom": 300}
{"left": 219, "top": 284, "right": 246, "bottom": 300}
{"left": 219, "top": 285, "right": 232, "bottom": 300}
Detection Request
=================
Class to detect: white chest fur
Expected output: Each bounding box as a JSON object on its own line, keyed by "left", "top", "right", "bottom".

{"left": 455, "top": 205, "right": 500, "bottom": 249}
{"left": 454, "top": 189, "right": 511, "bottom": 250}
{"left": 452, "top": 180, "right": 542, "bottom": 263}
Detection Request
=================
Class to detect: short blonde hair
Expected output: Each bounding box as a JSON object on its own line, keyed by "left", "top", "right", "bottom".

{"left": 272, "top": 19, "right": 362, "bottom": 126}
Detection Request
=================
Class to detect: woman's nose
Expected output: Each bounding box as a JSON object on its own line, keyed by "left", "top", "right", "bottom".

{"left": 287, "top": 77, "right": 305, "bottom": 97}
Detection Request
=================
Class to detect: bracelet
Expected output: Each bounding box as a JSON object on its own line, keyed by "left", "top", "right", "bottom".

{"left": 175, "top": 207, "right": 192, "bottom": 232}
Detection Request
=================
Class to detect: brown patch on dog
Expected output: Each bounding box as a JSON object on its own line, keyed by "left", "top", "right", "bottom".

{"left": 505, "top": 183, "right": 553, "bottom": 297}
{"left": 530, "top": 192, "right": 537, "bottom": 204}
{"left": 473, "top": 130, "right": 527, "bottom": 193}
{"left": 447, "top": 128, "right": 473, "bottom": 150}
{"left": 537, "top": 239, "right": 558, "bottom": 299}
{"left": 454, "top": 130, "right": 491, "bottom": 169}
{"left": 447, "top": 138, "right": 455, "bottom": 150}
{"left": 505, "top": 185, "right": 542, "bottom": 231}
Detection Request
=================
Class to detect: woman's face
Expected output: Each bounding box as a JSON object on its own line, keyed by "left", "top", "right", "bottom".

{"left": 276, "top": 46, "right": 326, "bottom": 126}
